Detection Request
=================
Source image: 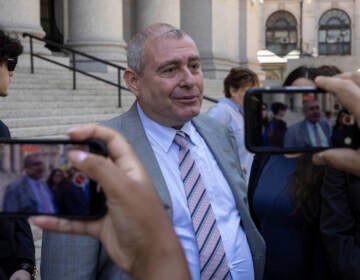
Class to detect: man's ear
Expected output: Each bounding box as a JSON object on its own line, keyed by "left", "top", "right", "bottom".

{"left": 123, "top": 69, "right": 141, "bottom": 98}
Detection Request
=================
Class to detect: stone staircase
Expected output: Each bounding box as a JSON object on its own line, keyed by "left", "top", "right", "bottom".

{"left": 3, "top": 65, "right": 222, "bottom": 139}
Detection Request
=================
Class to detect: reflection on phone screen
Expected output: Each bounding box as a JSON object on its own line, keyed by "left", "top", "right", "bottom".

{"left": 0, "top": 143, "right": 98, "bottom": 216}
{"left": 246, "top": 91, "right": 359, "bottom": 152}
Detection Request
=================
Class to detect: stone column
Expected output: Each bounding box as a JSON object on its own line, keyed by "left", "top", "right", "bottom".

{"left": 0, "top": 0, "right": 49, "bottom": 54}
{"left": 302, "top": 0, "right": 316, "bottom": 56}
{"left": 242, "top": 0, "right": 264, "bottom": 79}
{"left": 181, "top": 0, "right": 213, "bottom": 76}
{"left": 182, "top": 0, "right": 243, "bottom": 79}
{"left": 136, "top": 0, "right": 180, "bottom": 30}
{"left": 354, "top": 0, "right": 360, "bottom": 56}
{"left": 67, "top": 0, "right": 126, "bottom": 72}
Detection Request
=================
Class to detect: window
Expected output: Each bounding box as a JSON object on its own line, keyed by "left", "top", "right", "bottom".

{"left": 318, "top": 9, "right": 351, "bottom": 55}
{"left": 266, "top": 11, "right": 297, "bottom": 57}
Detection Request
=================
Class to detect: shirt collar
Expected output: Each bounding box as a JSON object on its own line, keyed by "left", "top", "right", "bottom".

{"left": 137, "top": 103, "right": 197, "bottom": 153}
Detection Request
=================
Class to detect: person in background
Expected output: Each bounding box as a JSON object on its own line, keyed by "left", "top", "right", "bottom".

{"left": 0, "top": 30, "right": 35, "bottom": 280}
{"left": 283, "top": 67, "right": 331, "bottom": 148}
{"left": 266, "top": 102, "right": 288, "bottom": 147}
{"left": 248, "top": 66, "right": 333, "bottom": 280}
{"left": 3, "top": 154, "right": 56, "bottom": 214}
{"left": 41, "top": 23, "right": 265, "bottom": 280}
{"left": 207, "top": 67, "right": 261, "bottom": 182}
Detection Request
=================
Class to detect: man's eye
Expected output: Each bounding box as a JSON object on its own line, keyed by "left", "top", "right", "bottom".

{"left": 160, "top": 67, "right": 177, "bottom": 77}
{"left": 190, "top": 63, "right": 200, "bottom": 71}
{"left": 164, "top": 67, "right": 174, "bottom": 73}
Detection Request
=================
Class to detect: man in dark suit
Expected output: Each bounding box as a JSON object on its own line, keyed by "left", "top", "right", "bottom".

{"left": 41, "top": 23, "right": 265, "bottom": 280}
{"left": 284, "top": 99, "right": 331, "bottom": 148}
{"left": 0, "top": 30, "right": 35, "bottom": 280}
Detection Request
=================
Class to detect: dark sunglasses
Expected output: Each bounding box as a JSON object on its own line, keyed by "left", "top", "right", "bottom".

{"left": 7, "top": 57, "right": 17, "bottom": 71}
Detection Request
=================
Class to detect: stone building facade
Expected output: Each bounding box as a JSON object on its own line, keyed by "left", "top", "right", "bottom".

{"left": 1, "top": 0, "right": 360, "bottom": 80}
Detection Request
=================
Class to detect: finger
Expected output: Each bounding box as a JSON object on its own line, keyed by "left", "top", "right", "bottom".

{"left": 67, "top": 125, "right": 142, "bottom": 168}
{"left": 315, "top": 75, "right": 360, "bottom": 124}
{"left": 30, "top": 216, "right": 102, "bottom": 237}
{"left": 336, "top": 72, "right": 360, "bottom": 87}
{"left": 68, "top": 148, "right": 152, "bottom": 201}
{"left": 312, "top": 148, "right": 360, "bottom": 177}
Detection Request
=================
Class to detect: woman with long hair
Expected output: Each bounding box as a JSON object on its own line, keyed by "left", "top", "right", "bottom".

{"left": 248, "top": 66, "right": 333, "bottom": 280}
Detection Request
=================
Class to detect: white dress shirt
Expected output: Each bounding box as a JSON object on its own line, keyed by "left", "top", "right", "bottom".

{"left": 137, "top": 104, "right": 254, "bottom": 280}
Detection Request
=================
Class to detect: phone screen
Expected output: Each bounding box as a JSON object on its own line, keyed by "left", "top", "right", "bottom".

{"left": 244, "top": 87, "right": 359, "bottom": 153}
{"left": 0, "top": 140, "right": 107, "bottom": 218}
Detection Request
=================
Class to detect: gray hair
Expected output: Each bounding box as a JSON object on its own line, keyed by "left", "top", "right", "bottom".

{"left": 127, "top": 23, "right": 187, "bottom": 75}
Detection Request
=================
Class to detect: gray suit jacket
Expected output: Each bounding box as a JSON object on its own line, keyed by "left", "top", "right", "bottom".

{"left": 41, "top": 103, "right": 265, "bottom": 280}
{"left": 284, "top": 119, "right": 331, "bottom": 147}
{"left": 3, "top": 176, "right": 46, "bottom": 213}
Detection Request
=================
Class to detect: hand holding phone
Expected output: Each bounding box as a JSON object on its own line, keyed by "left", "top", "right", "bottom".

{"left": 0, "top": 138, "right": 107, "bottom": 218}
{"left": 244, "top": 86, "right": 359, "bottom": 153}
{"left": 31, "top": 125, "right": 188, "bottom": 279}
{"left": 311, "top": 73, "right": 360, "bottom": 177}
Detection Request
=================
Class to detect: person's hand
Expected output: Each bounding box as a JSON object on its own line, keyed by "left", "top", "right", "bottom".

{"left": 30, "top": 125, "right": 190, "bottom": 280}
{"left": 312, "top": 72, "right": 360, "bottom": 176}
{"left": 9, "top": 270, "right": 31, "bottom": 280}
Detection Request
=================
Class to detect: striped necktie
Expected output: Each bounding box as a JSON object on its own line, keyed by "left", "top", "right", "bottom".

{"left": 174, "top": 131, "right": 231, "bottom": 280}
{"left": 313, "top": 123, "right": 322, "bottom": 146}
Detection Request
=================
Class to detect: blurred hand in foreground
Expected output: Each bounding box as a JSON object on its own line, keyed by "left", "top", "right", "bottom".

{"left": 31, "top": 125, "right": 190, "bottom": 280}
{"left": 313, "top": 72, "right": 360, "bottom": 177}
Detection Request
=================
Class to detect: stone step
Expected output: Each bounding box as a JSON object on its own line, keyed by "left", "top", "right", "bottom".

{"left": 0, "top": 107, "right": 125, "bottom": 118}
{"left": 4, "top": 90, "right": 134, "bottom": 100}
{"left": 11, "top": 124, "right": 89, "bottom": 138}
{"left": 3, "top": 113, "right": 124, "bottom": 128}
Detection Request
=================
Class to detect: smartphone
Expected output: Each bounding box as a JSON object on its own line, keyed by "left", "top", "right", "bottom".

{"left": 0, "top": 139, "right": 107, "bottom": 219}
{"left": 244, "top": 86, "right": 359, "bottom": 153}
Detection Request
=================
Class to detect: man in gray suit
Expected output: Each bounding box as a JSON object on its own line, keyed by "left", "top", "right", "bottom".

{"left": 3, "top": 153, "right": 55, "bottom": 214}
{"left": 41, "top": 23, "right": 265, "bottom": 280}
{"left": 284, "top": 99, "right": 331, "bottom": 148}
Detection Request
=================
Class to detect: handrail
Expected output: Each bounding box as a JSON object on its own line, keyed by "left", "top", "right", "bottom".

{"left": 23, "top": 32, "right": 128, "bottom": 107}
{"left": 22, "top": 33, "right": 217, "bottom": 106}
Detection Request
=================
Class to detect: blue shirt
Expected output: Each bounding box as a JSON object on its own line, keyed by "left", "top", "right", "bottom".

{"left": 207, "top": 98, "right": 253, "bottom": 182}
{"left": 138, "top": 104, "right": 254, "bottom": 280}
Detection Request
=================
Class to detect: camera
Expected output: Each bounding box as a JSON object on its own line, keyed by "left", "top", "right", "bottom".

{"left": 244, "top": 86, "right": 359, "bottom": 153}
{"left": 0, "top": 139, "right": 107, "bottom": 219}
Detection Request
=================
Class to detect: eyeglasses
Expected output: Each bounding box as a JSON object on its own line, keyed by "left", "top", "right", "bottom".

{"left": 7, "top": 57, "right": 17, "bottom": 72}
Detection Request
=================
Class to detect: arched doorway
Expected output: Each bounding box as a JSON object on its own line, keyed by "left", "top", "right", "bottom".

{"left": 40, "top": 0, "right": 64, "bottom": 51}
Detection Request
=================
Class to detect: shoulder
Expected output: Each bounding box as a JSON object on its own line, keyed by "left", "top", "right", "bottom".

{"left": 195, "top": 113, "right": 231, "bottom": 134}
{"left": 0, "top": 120, "right": 10, "bottom": 138}
{"left": 101, "top": 104, "right": 137, "bottom": 130}
{"left": 207, "top": 100, "right": 233, "bottom": 117}
{"left": 287, "top": 121, "right": 305, "bottom": 132}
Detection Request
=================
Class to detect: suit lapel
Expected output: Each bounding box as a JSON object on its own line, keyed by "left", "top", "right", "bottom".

{"left": 192, "top": 115, "right": 247, "bottom": 212}
{"left": 119, "top": 104, "right": 173, "bottom": 219}
{"left": 300, "top": 120, "right": 313, "bottom": 146}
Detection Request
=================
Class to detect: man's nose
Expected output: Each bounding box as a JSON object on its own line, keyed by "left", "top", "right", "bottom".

{"left": 179, "top": 67, "right": 195, "bottom": 88}
{"left": 9, "top": 71, "right": 14, "bottom": 77}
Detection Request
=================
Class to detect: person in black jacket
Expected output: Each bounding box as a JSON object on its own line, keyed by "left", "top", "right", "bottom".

{"left": 0, "top": 30, "right": 35, "bottom": 280}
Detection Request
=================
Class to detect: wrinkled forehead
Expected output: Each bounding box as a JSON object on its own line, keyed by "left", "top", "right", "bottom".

{"left": 144, "top": 34, "right": 199, "bottom": 61}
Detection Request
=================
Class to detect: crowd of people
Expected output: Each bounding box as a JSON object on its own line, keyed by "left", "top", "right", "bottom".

{"left": 1, "top": 22, "right": 360, "bottom": 280}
